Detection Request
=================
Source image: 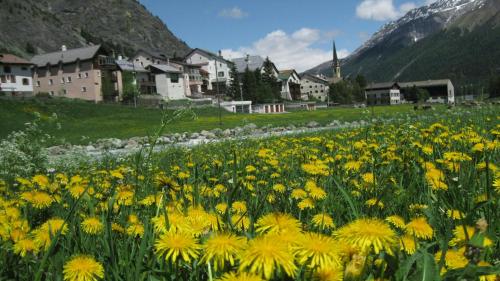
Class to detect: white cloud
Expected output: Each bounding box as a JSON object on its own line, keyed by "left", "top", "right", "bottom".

{"left": 356, "top": 0, "right": 417, "bottom": 21}
{"left": 221, "top": 28, "right": 350, "bottom": 72}
{"left": 218, "top": 7, "right": 248, "bottom": 19}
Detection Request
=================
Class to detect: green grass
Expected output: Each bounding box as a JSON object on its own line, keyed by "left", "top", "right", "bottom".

{"left": 0, "top": 98, "right": 418, "bottom": 144}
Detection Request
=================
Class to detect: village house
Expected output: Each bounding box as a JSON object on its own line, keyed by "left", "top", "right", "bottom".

{"left": 184, "top": 48, "right": 231, "bottom": 93}
{"left": 132, "top": 49, "right": 169, "bottom": 68}
{"left": 232, "top": 55, "right": 280, "bottom": 78}
{"left": 146, "top": 64, "right": 186, "bottom": 100}
{"left": 300, "top": 74, "right": 330, "bottom": 101}
{"left": 364, "top": 82, "right": 402, "bottom": 105}
{"left": 278, "top": 69, "right": 301, "bottom": 100}
{"left": 31, "top": 45, "right": 122, "bottom": 102}
{"left": 0, "top": 54, "right": 34, "bottom": 97}
{"left": 365, "top": 79, "right": 455, "bottom": 105}
{"left": 169, "top": 60, "right": 205, "bottom": 97}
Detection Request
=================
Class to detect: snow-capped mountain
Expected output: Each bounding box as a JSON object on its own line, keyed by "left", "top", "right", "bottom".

{"left": 304, "top": 0, "right": 496, "bottom": 82}
{"left": 351, "top": 0, "right": 486, "bottom": 60}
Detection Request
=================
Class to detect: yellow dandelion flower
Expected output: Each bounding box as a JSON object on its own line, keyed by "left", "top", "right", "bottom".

{"left": 436, "top": 247, "right": 468, "bottom": 269}
{"left": 68, "top": 185, "right": 87, "bottom": 199}
{"left": 30, "top": 192, "right": 53, "bottom": 209}
{"left": 81, "top": 217, "right": 103, "bottom": 235}
{"left": 126, "top": 223, "right": 144, "bottom": 238}
{"left": 493, "top": 178, "right": 500, "bottom": 193}
{"left": 446, "top": 210, "right": 464, "bottom": 220}
{"left": 32, "top": 174, "right": 50, "bottom": 188}
{"left": 344, "top": 254, "right": 366, "bottom": 278}
{"left": 365, "top": 198, "right": 384, "bottom": 209}
{"left": 312, "top": 266, "right": 344, "bottom": 281}
{"left": 216, "top": 272, "right": 264, "bottom": 281}
{"left": 216, "top": 203, "right": 228, "bottom": 215}
{"left": 111, "top": 223, "right": 125, "bottom": 234}
{"left": 154, "top": 231, "right": 201, "bottom": 263}
{"left": 231, "top": 214, "right": 251, "bottom": 231}
{"left": 298, "top": 198, "right": 315, "bottom": 210}
{"left": 399, "top": 234, "right": 417, "bottom": 255}
{"left": 293, "top": 232, "right": 341, "bottom": 269}
{"left": 405, "top": 217, "right": 434, "bottom": 240}
{"left": 272, "top": 184, "right": 286, "bottom": 193}
{"left": 362, "top": 173, "right": 374, "bottom": 184}
{"left": 311, "top": 213, "right": 335, "bottom": 230}
{"left": 63, "top": 255, "right": 104, "bottom": 281}
{"left": 239, "top": 235, "right": 297, "bottom": 279}
{"left": 34, "top": 218, "right": 68, "bottom": 250}
{"left": 385, "top": 215, "right": 406, "bottom": 230}
{"left": 231, "top": 201, "right": 247, "bottom": 214}
{"left": 201, "top": 233, "right": 246, "bottom": 271}
{"left": 255, "top": 212, "right": 302, "bottom": 235}
{"left": 291, "top": 188, "right": 307, "bottom": 200}
{"left": 13, "top": 238, "right": 39, "bottom": 257}
{"left": 336, "top": 218, "right": 397, "bottom": 255}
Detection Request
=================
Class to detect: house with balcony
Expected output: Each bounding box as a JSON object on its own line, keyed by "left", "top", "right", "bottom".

{"left": 170, "top": 60, "right": 204, "bottom": 97}
{"left": 184, "top": 48, "right": 231, "bottom": 94}
{"left": 0, "top": 54, "right": 34, "bottom": 97}
{"left": 300, "top": 74, "right": 330, "bottom": 101}
{"left": 31, "top": 45, "right": 122, "bottom": 102}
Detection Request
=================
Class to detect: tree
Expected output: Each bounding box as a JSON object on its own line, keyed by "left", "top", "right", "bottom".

{"left": 261, "top": 57, "right": 281, "bottom": 101}
{"left": 227, "top": 63, "right": 241, "bottom": 100}
{"left": 242, "top": 67, "right": 257, "bottom": 102}
{"left": 355, "top": 75, "right": 367, "bottom": 88}
{"left": 417, "top": 88, "right": 430, "bottom": 103}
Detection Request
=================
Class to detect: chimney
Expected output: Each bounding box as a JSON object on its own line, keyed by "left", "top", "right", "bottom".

{"left": 117, "top": 55, "right": 123, "bottom": 60}
{"left": 61, "top": 45, "right": 67, "bottom": 52}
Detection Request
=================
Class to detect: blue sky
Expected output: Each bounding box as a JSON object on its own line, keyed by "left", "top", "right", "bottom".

{"left": 140, "top": 0, "right": 434, "bottom": 71}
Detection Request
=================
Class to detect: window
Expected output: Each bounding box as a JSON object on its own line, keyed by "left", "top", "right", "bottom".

{"left": 97, "top": 71, "right": 101, "bottom": 77}
{"left": 49, "top": 79, "right": 53, "bottom": 85}
{"left": 36, "top": 81, "right": 40, "bottom": 87}
{"left": 0, "top": 76, "right": 6, "bottom": 83}
{"left": 170, "top": 73, "right": 179, "bottom": 83}
{"left": 63, "top": 89, "right": 67, "bottom": 95}
{"left": 218, "top": 71, "right": 224, "bottom": 77}
{"left": 50, "top": 91, "right": 55, "bottom": 96}
{"left": 4, "top": 66, "right": 11, "bottom": 73}
{"left": 60, "top": 78, "right": 65, "bottom": 84}
{"left": 10, "top": 75, "right": 16, "bottom": 83}
{"left": 78, "top": 73, "right": 82, "bottom": 79}
{"left": 21, "top": 67, "right": 28, "bottom": 71}
{"left": 22, "top": 78, "right": 29, "bottom": 85}
{"left": 81, "top": 87, "right": 87, "bottom": 92}
{"left": 85, "top": 72, "right": 89, "bottom": 78}
{"left": 66, "top": 76, "right": 72, "bottom": 83}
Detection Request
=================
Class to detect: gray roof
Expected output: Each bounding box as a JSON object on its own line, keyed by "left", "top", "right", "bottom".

{"left": 185, "top": 48, "right": 231, "bottom": 64}
{"left": 399, "top": 79, "right": 452, "bottom": 88}
{"left": 232, "top": 55, "right": 265, "bottom": 73}
{"left": 365, "top": 82, "right": 400, "bottom": 90}
{"left": 31, "top": 45, "right": 101, "bottom": 67}
{"left": 148, "top": 64, "right": 182, "bottom": 73}
{"left": 300, "top": 74, "right": 330, "bottom": 85}
{"left": 115, "top": 60, "right": 148, "bottom": 72}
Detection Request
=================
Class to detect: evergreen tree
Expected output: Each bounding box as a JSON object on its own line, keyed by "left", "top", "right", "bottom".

{"left": 261, "top": 57, "right": 281, "bottom": 102}
{"left": 25, "top": 42, "right": 36, "bottom": 55}
{"left": 228, "top": 63, "right": 242, "bottom": 100}
{"left": 242, "top": 67, "right": 257, "bottom": 102}
{"left": 489, "top": 75, "right": 500, "bottom": 98}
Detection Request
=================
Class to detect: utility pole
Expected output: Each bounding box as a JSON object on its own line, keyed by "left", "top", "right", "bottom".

{"left": 215, "top": 50, "right": 222, "bottom": 125}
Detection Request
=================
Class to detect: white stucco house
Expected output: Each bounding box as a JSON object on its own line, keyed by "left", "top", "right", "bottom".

{"left": 300, "top": 74, "right": 330, "bottom": 101}
{"left": 0, "top": 54, "right": 34, "bottom": 96}
{"left": 278, "top": 69, "right": 301, "bottom": 100}
{"left": 147, "top": 64, "right": 186, "bottom": 100}
{"left": 184, "top": 48, "right": 231, "bottom": 92}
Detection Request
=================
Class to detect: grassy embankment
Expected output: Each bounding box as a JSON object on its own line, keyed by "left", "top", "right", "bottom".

{"left": 0, "top": 98, "right": 418, "bottom": 144}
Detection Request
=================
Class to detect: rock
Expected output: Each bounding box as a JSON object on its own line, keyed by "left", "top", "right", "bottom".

{"left": 96, "top": 138, "right": 123, "bottom": 149}
{"left": 286, "top": 124, "right": 296, "bottom": 130}
{"left": 222, "top": 129, "right": 232, "bottom": 137}
{"left": 47, "top": 145, "right": 67, "bottom": 155}
{"left": 244, "top": 123, "right": 258, "bottom": 130}
{"left": 190, "top": 132, "right": 200, "bottom": 139}
{"left": 124, "top": 139, "right": 139, "bottom": 150}
{"left": 211, "top": 128, "right": 223, "bottom": 137}
{"left": 200, "top": 130, "right": 216, "bottom": 139}
{"left": 85, "top": 145, "right": 96, "bottom": 152}
{"left": 307, "top": 121, "right": 319, "bottom": 128}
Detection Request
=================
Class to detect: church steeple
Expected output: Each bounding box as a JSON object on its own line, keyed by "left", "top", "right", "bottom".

{"left": 333, "top": 41, "right": 341, "bottom": 79}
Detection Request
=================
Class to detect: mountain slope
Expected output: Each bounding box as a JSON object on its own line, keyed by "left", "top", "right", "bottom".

{"left": 0, "top": 0, "right": 190, "bottom": 58}
{"left": 306, "top": 0, "right": 500, "bottom": 86}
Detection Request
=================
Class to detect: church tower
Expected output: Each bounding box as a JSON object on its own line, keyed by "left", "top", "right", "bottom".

{"left": 333, "top": 41, "right": 341, "bottom": 79}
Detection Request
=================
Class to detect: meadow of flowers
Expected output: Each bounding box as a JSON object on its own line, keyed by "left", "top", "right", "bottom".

{"left": 0, "top": 108, "right": 499, "bottom": 281}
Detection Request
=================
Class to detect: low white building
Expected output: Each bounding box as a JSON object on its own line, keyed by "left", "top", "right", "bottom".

{"left": 253, "top": 103, "right": 286, "bottom": 114}
{"left": 279, "top": 70, "right": 301, "bottom": 100}
{"left": 148, "top": 64, "right": 186, "bottom": 100}
{"left": 0, "top": 54, "right": 34, "bottom": 96}
{"left": 184, "top": 48, "right": 231, "bottom": 92}
{"left": 220, "top": 100, "right": 253, "bottom": 113}
{"left": 300, "top": 74, "right": 330, "bottom": 101}
{"left": 365, "top": 82, "right": 402, "bottom": 105}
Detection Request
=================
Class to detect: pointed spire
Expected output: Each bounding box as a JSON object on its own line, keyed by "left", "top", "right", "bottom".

{"left": 333, "top": 41, "right": 339, "bottom": 67}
